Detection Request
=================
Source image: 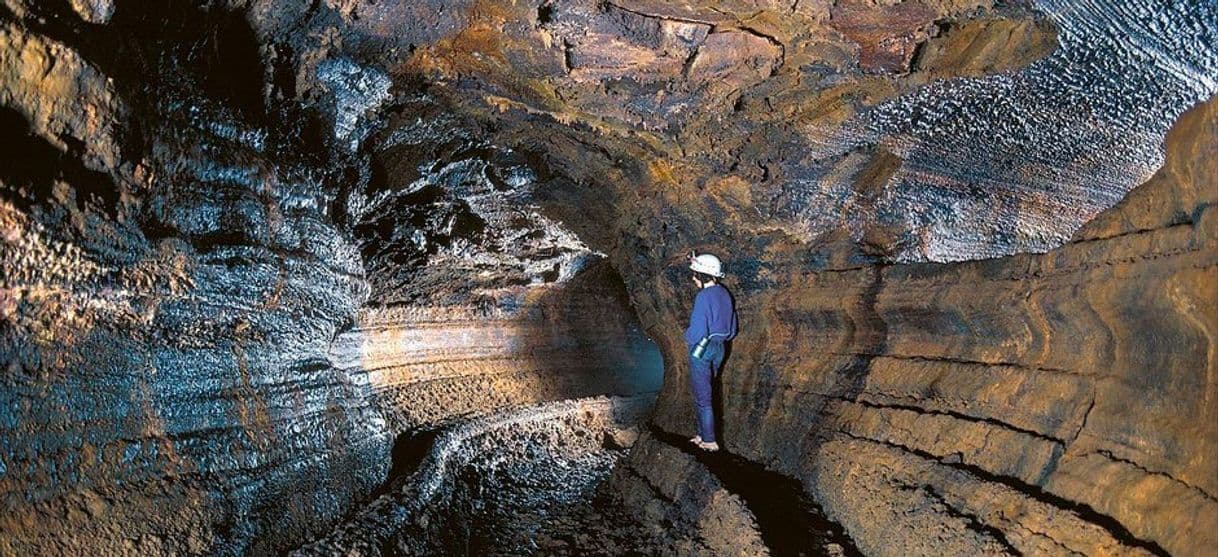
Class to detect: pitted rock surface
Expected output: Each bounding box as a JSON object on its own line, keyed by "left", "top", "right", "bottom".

{"left": 0, "top": 2, "right": 660, "bottom": 554}
{"left": 2, "top": 0, "right": 1215, "bottom": 555}
{"left": 293, "top": 396, "right": 657, "bottom": 555}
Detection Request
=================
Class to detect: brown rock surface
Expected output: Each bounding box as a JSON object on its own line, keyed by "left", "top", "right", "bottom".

{"left": 0, "top": 2, "right": 659, "bottom": 553}
{"left": 335, "top": 260, "right": 663, "bottom": 434}
{"left": 613, "top": 431, "right": 770, "bottom": 555}
{"left": 2, "top": 0, "right": 1216, "bottom": 553}
{"left": 0, "top": 22, "right": 124, "bottom": 173}
{"left": 638, "top": 95, "right": 1217, "bottom": 556}
{"left": 828, "top": 0, "right": 940, "bottom": 74}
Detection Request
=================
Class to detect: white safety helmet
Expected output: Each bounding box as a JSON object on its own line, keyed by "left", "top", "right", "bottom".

{"left": 689, "top": 253, "right": 724, "bottom": 278}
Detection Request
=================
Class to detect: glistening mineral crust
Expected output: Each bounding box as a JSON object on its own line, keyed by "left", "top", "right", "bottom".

{"left": 1, "top": 0, "right": 1215, "bottom": 555}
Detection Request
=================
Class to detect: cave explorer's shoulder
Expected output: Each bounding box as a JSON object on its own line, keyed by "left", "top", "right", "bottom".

{"left": 694, "top": 284, "right": 731, "bottom": 304}
{"left": 694, "top": 283, "right": 731, "bottom": 295}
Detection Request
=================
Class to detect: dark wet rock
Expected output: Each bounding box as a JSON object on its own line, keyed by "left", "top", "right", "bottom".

{"left": 0, "top": 1, "right": 660, "bottom": 553}
{"left": 2, "top": 0, "right": 1216, "bottom": 555}
{"left": 295, "top": 396, "right": 655, "bottom": 555}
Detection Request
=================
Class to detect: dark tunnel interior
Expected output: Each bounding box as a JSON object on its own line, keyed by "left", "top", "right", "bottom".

{"left": 1, "top": 0, "right": 1216, "bottom": 555}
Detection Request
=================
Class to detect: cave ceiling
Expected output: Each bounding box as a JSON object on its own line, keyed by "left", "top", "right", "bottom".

{"left": 3, "top": 0, "right": 1216, "bottom": 293}
{"left": 239, "top": 0, "right": 1218, "bottom": 269}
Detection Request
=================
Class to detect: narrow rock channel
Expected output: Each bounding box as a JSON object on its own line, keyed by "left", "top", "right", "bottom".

{"left": 647, "top": 428, "right": 862, "bottom": 557}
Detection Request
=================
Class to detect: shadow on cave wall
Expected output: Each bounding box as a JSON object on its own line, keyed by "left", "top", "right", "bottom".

{"left": 0, "top": 107, "right": 121, "bottom": 219}
{"left": 4, "top": 0, "right": 341, "bottom": 172}
{"left": 5, "top": 3, "right": 664, "bottom": 551}
{"left": 10, "top": 0, "right": 265, "bottom": 118}
{"left": 365, "top": 257, "right": 666, "bottom": 495}
{"left": 647, "top": 245, "right": 891, "bottom": 460}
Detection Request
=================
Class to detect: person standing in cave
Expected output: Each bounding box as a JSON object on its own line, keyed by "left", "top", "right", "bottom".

{"left": 685, "top": 251, "right": 738, "bottom": 452}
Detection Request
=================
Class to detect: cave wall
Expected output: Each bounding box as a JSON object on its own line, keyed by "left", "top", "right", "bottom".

{"left": 632, "top": 95, "right": 1217, "bottom": 556}
{"left": 360, "top": 2, "right": 1213, "bottom": 552}
{"left": 2, "top": 0, "right": 1216, "bottom": 554}
{"left": 0, "top": 1, "right": 660, "bottom": 553}
{"left": 334, "top": 261, "right": 662, "bottom": 435}
{"left": 0, "top": 4, "right": 386, "bottom": 552}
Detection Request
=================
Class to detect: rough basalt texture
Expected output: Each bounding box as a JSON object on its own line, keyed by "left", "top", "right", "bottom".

{"left": 387, "top": 0, "right": 1215, "bottom": 262}
{"left": 636, "top": 95, "right": 1217, "bottom": 556}
{"left": 0, "top": 1, "right": 659, "bottom": 554}
{"left": 333, "top": 260, "right": 663, "bottom": 435}
{"left": 612, "top": 430, "right": 769, "bottom": 556}
{"left": 1, "top": 13, "right": 385, "bottom": 553}
{"left": 295, "top": 395, "right": 655, "bottom": 555}
{"left": 2, "top": 0, "right": 1216, "bottom": 554}
{"left": 363, "top": 2, "right": 1213, "bottom": 552}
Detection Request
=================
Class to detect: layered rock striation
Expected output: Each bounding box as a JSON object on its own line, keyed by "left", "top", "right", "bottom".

{"left": 1, "top": 9, "right": 385, "bottom": 551}
{"left": 634, "top": 95, "right": 1217, "bottom": 556}
{"left": 0, "top": 1, "right": 660, "bottom": 553}
{"left": 336, "top": 262, "right": 662, "bottom": 436}
{"left": 362, "top": 2, "right": 1213, "bottom": 552}
{"left": 2, "top": 0, "right": 1216, "bottom": 554}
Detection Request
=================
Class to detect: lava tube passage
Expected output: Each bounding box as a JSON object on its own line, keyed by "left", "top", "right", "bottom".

{"left": 2, "top": 0, "right": 1216, "bottom": 556}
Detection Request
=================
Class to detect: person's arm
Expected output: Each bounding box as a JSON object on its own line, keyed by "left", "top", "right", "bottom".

{"left": 728, "top": 303, "right": 738, "bottom": 341}
{"left": 684, "top": 291, "right": 709, "bottom": 347}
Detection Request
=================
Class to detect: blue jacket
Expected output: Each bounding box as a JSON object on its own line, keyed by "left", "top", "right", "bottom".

{"left": 684, "top": 284, "right": 738, "bottom": 347}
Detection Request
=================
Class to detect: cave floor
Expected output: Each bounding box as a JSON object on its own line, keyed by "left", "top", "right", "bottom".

{"left": 293, "top": 396, "right": 655, "bottom": 555}
{"left": 645, "top": 429, "right": 862, "bottom": 557}
{"left": 298, "top": 395, "right": 861, "bottom": 556}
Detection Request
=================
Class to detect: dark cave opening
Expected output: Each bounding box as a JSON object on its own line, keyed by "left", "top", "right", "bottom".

{"left": 388, "top": 428, "right": 441, "bottom": 484}
{"left": 324, "top": 133, "right": 671, "bottom": 549}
